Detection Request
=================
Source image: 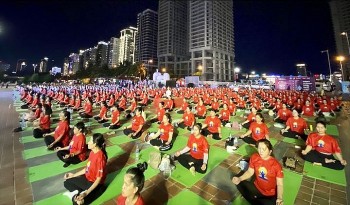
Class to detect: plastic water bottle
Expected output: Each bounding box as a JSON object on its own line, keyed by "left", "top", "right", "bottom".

{"left": 21, "top": 113, "right": 26, "bottom": 130}
{"left": 309, "top": 125, "right": 313, "bottom": 132}
{"left": 135, "top": 143, "right": 140, "bottom": 162}
{"left": 234, "top": 136, "right": 238, "bottom": 147}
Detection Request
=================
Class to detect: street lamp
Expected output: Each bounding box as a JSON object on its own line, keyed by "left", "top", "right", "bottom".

{"left": 32, "top": 64, "right": 37, "bottom": 73}
{"left": 251, "top": 71, "right": 255, "bottom": 75}
{"left": 336, "top": 56, "right": 345, "bottom": 81}
{"left": 162, "top": 67, "right": 166, "bottom": 73}
{"left": 234, "top": 67, "right": 240, "bottom": 81}
{"left": 321, "top": 50, "right": 332, "bottom": 82}
{"left": 341, "top": 32, "right": 350, "bottom": 55}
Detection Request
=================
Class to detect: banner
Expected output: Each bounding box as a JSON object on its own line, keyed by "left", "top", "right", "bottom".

{"left": 341, "top": 81, "right": 350, "bottom": 93}
{"left": 275, "top": 76, "right": 316, "bottom": 91}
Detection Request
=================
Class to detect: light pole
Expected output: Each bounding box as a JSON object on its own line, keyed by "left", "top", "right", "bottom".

{"left": 341, "top": 32, "right": 350, "bottom": 55}
{"left": 32, "top": 64, "right": 37, "bottom": 74}
{"left": 336, "top": 56, "right": 345, "bottom": 81}
{"left": 234, "top": 67, "right": 240, "bottom": 81}
{"left": 321, "top": 50, "right": 332, "bottom": 82}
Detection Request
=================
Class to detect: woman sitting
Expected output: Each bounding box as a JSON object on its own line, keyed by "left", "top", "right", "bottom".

{"left": 43, "top": 110, "right": 70, "bottom": 150}
{"left": 219, "top": 103, "right": 231, "bottom": 126}
{"left": 55, "top": 122, "right": 87, "bottom": 168}
{"left": 280, "top": 109, "right": 308, "bottom": 141}
{"left": 240, "top": 107, "right": 257, "bottom": 130}
{"left": 116, "top": 162, "right": 148, "bottom": 205}
{"left": 232, "top": 139, "right": 284, "bottom": 205}
{"left": 302, "top": 121, "right": 347, "bottom": 170}
{"left": 175, "top": 123, "right": 209, "bottom": 175}
{"left": 176, "top": 106, "right": 195, "bottom": 131}
{"left": 79, "top": 97, "right": 93, "bottom": 118}
{"left": 93, "top": 101, "right": 108, "bottom": 123}
{"left": 195, "top": 99, "right": 207, "bottom": 119}
{"left": 202, "top": 110, "right": 222, "bottom": 140}
{"left": 63, "top": 133, "right": 107, "bottom": 205}
{"left": 274, "top": 103, "right": 292, "bottom": 124}
{"left": 103, "top": 104, "right": 121, "bottom": 130}
{"left": 240, "top": 113, "right": 270, "bottom": 145}
{"left": 123, "top": 107, "right": 145, "bottom": 139}
{"left": 301, "top": 100, "right": 315, "bottom": 117}
{"left": 145, "top": 113, "right": 174, "bottom": 151}
{"left": 33, "top": 104, "right": 51, "bottom": 138}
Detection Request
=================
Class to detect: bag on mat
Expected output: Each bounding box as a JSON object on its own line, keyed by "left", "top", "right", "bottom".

{"left": 148, "top": 152, "right": 162, "bottom": 170}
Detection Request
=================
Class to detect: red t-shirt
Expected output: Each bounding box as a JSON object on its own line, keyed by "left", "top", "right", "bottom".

{"left": 302, "top": 105, "right": 314, "bottom": 116}
{"left": 54, "top": 120, "right": 70, "bottom": 146}
{"left": 111, "top": 109, "right": 120, "bottom": 125}
{"left": 277, "top": 109, "right": 292, "bottom": 121}
{"left": 99, "top": 106, "right": 108, "bottom": 118}
{"left": 306, "top": 133, "right": 341, "bottom": 154}
{"left": 204, "top": 116, "right": 221, "bottom": 133}
{"left": 181, "top": 102, "right": 188, "bottom": 111}
{"left": 211, "top": 101, "right": 220, "bottom": 110}
{"left": 34, "top": 108, "right": 42, "bottom": 119}
{"left": 187, "top": 134, "right": 209, "bottom": 160}
{"left": 165, "top": 99, "right": 174, "bottom": 109}
{"left": 320, "top": 104, "right": 331, "bottom": 112}
{"left": 196, "top": 105, "right": 206, "bottom": 117}
{"left": 116, "top": 195, "right": 144, "bottom": 205}
{"left": 247, "top": 113, "right": 256, "bottom": 122}
{"left": 220, "top": 109, "right": 231, "bottom": 121}
{"left": 182, "top": 112, "right": 195, "bottom": 127}
{"left": 84, "top": 102, "right": 93, "bottom": 116}
{"left": 131, "top": 116, "right": 145, "bottom": 132}
{"left": 249, "top": 153, "right": 284, "bottom": 196}
{"left": 69, "top": 133, "right": 87, "bottom": 161}
{"left": 39, "top": 114, "right": 50, "bottom": 130}
{"left": 286, "top": 117, "right": 308, "bottom": 134}
{"left": 85, "top": 150, "right": 107, "bottom": 184}
{"left": 157, "top": 108, "right": 165, "bottom": 122}
{"left": 249, "top": 122, "right": 269, "bottom": 141}
{"left": 159, "top": 123, "right": 174, "bottom": 141}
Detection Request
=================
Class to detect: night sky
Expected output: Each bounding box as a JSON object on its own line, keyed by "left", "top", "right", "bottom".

{"left": 0, "top": 0, "right": 337, "bottom": 76}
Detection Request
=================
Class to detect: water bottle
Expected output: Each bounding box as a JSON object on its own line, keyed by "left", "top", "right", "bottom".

{"left": 234, "top": 136, "right": 238, "bottom": 147}
{"left": 309, "top": 124, "right": 313, "bottom": 132}
{"left": 135, "top": 143, "right": 140, "bottom": 162}
{"left": 21, "top": 113, "right": 26, "bottom": 130}
{"left": 229, "top": 132, "right": 232, "bottom": 141}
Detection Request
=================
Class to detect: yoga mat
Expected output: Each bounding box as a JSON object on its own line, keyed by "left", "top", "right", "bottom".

{"left": 167, "top": 190, "right": 213, "bottom": 205}
{"left": 23, "top": 146, "right": 52, "bottom": 160}
{"left": 302, "top": 162, "right": 346, "bottom": 186}
{"left": 162, "top": 135, "right": 188, "bottom": 155}
{"left": 91, "top": 127, "right": 110, "bottom": 134}
{"left": 283, "top": 169, "right": 302, "bottom": 205}
{"left": 21, "top": 135, "right": 43, "bottom": 144}
{"left": 282, "top": 137, "right": 305, "bottom": 146}
{"left": 326, "top": 125, "right": 339, "bottom": 137}
{"left": 231, "top": 196, "right": 250, "bottom": 205}
{"left": 108, "top": 135, "right": 137, "bottom": 145}
{"left": 170, "top": 146, "right": 229, "bottom": 187}
{"left": 304, "top": 117, "right": 315, "bottom": 123}
{"left": 28, "top": 145, "right": 125, "bottom": 183}
{"left": 206, "top": 127, "right": 241, "bottom": 145}
{"left": 235, "top": 138, "right": 277, "bottom": 157}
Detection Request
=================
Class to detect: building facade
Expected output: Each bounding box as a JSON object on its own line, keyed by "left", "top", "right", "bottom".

{"left": 109, "top": 37, "right": 120, "bottom": 68}
{"left": 95, "top": 41, "right": 109, "bottom": 67}
{"left": 157, "top": 0, "right": 235, "bottom": 81}
{"left": 136, "top": 9, "right": 158, "bottom": 74}
{"left": 158, "top": 0, "right": 191, "bottom": 78}
{"left": 330, "top": 0, "right": 350, "bottom": 80}
{"left": 118, "top": 26, "right": 138, "bottom": 64}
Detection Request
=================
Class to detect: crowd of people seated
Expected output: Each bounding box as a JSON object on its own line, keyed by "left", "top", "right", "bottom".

{"left": 14, "top": 81, "right": 346, "bottom": 205}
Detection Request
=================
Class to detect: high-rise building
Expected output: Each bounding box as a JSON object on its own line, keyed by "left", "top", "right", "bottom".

{"left": 118, "top": 26, "right": 138, "bottom": 64}
{"left": 136, "top": 9, "right": 158, "bottom": 74}
{"left": 157, "top": 0, "right": 235, "bottom": 81}
{"left": 95, "top": 41, "right": 108, "bottom": 67}
{"left": 296, "top": 63, "right": 307, "bottom": 76}
{"left": 330, "top": 0, "right": 350, "bottom": 80}
{"left": 158, "top": 1, "right": 190, "bottom": 77}
{"left": 0, "top": 61, "right": 10, "bottom": 72}
{"left": 189, "top": 0, "right": 234, "bottom": 81}
{"left": 39, "top": 57, "right": 49, "bottom": 73}
{"left": 69, "top": 53, "right": 80, "bottom": 74}
{"left": 108, "top": 37, "right": 120, "bottom": 68}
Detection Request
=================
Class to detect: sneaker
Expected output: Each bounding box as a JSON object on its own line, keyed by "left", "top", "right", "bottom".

{"left": 144, "top": 132, "right": 150, "bottom": 142}
{"left": 63, "top": 163, "right": 70, "bottom": 168}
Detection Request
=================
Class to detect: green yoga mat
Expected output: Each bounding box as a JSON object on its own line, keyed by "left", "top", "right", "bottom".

{"left": 108, "top": 135, "right": 137, "bottom": 145}
{"left": 235, "top": 138, "right": 278, "bottom": 157}
{"left": 91, "top": 127, "right": 110, "bottom": 134}
{"left": 170, "top": 146, "right": 229, "bottom": 187}
{"left": 21, "top": 135, "right": 43, "bottom": 144}
{"left": 304, "top": 117, "right": 315, "bottom": 123}
{"left": 167, "top": 190, "right": 213, "bottom": 205}
{"left": 206, "top": 127, "right": 241, "bottom": 145}
{"left": 162, "top": 135, "right": 188, "bottom": 155}
{"left": 283, "top": 169, "right": 302, "bottom": 205}
{"left": 326, "top": 125, "right": 339, "bottom": 137}
{"left": 282, "top": 137, "right": 305, "bottom": 146}
{"left": 232, "top": 196, "right": 250, "bottom": 205}
{"left": 23, "top": 146, "right": 52, "bottom": 160}
{"left": 302, "top": 162, "right": 346, "bottom": 186}
{"left": 28, "top": 145, "right": 125, "bottom": 183}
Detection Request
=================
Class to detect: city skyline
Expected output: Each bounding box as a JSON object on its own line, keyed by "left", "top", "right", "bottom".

{"left": 0, "top": 0, "right": 339, "bottom": 76}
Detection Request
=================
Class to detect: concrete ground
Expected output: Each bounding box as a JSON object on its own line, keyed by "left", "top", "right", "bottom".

{"left": 0, "top": 87, "right": 349, "bottom": 205}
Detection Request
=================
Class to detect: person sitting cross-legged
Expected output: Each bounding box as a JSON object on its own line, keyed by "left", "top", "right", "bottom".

{"left": 145, "top": 113, "right": 174, "bottom": 151}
